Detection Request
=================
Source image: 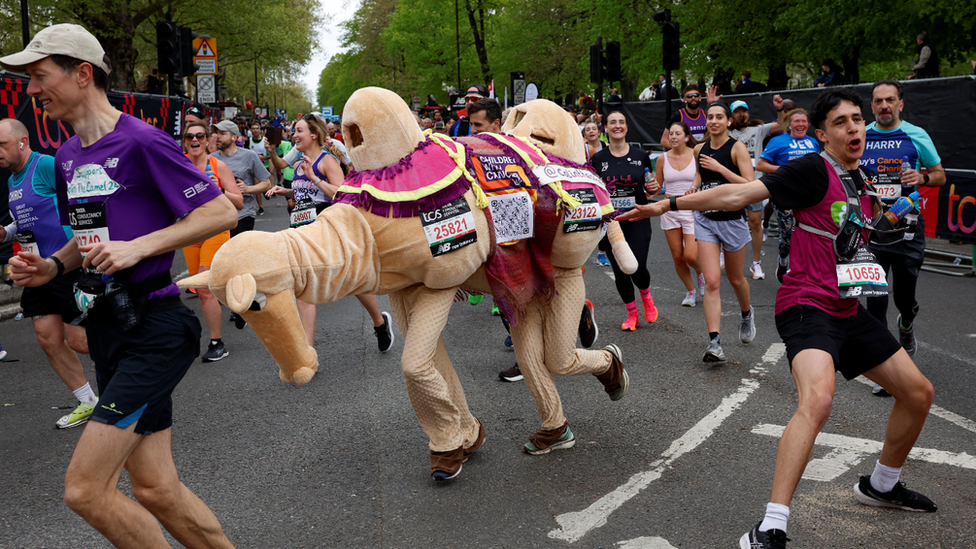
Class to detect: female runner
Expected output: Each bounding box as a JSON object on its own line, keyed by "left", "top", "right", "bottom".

{"left": 655, "top": 121, "right": 704, "bottom": 307}
{"left": 590, "top": 110, "right": 659, "bottom": 330}
{"left": 266, "top": 114, "right": 394, "bottom": 351}
{"left": 692, "top": 102, "right": 756, "bottom": 362}
{"left": 181, "top": 122, "right": 244, "bottom": 362}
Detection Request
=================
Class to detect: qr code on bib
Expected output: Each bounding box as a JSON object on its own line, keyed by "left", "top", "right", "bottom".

{"left": 489, "top": 191, "right": 534, "bottom": 244}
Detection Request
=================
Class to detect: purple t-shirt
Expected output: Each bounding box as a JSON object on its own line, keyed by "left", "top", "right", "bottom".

{"left": 55, "top": 113, "right": 222, "bottom": 297}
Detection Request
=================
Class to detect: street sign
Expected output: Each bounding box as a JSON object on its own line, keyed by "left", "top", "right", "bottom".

{"left": 192, "top": 37, "right": 217, "bottom": 75}
{"left": 197, "top": 75, "right": 216, "bottom": 104}
{"left": 321, "top": 106, "right": 333, "bottom": 117}
{"left": 511, "top": 72, "right": 526, "bottom": 105}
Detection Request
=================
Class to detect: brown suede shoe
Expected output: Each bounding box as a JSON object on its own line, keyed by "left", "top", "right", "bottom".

{"left": 595, "top": 344, "right": 628, "bottom": 401}
{"left": 523, "top": 423, "right": 575, "bottom": 455}
{"left": 430, "top": 446, "right": 465, "bottom": 481}
{"left": 463, "top": 418, "right": 486, "bottom": 462}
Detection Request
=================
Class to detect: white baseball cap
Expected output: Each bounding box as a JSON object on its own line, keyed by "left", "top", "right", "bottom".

{"left": 0, "top": 24, "right": 111, "bottom": 75}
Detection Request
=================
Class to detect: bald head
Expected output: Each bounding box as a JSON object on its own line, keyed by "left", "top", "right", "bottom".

{"left": 0, "top": 118, "right": 29, "bottom": 139}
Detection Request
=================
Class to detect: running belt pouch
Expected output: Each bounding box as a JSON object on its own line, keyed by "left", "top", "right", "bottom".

{"left": 96, "top": 271, "right": 174, "bottom": 330}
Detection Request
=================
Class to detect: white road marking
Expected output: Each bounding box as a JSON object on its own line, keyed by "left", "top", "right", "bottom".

{"left": 918, "top": 340, "right": 976, "bottom": 369}
{"left": 752, "top": 423, "right": 976, "bottom": 479}
{"left": 616, "top": 537, "right": 678, "bottom": 549}
{"left": 854, "top": 376, "right": 976, "bottom": 435}
{"left": 548, "top": 343, "right": 786, "bottom": 543}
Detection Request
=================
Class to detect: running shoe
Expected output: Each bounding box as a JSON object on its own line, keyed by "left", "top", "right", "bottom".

{"left": 720, "top": 251, "right": 725, "bottom": 269}
{"left": 490, "top": 303, "right": 501, "bottom": 316}
{"left": 578, "top": 299, "right": 598, "bottom": 348}
{"left": 776, "top": 256, "right": 789, "bottom": 283}
{"left": 597, "top": 252, "right": 610, "bottom": 266}
{"left": 853, "top": 475, "right": 937, "bottom": 512}
{"left": 523, "top": 425, "right": 576, "bottom": 455}
{"left": 872, "top": 384, "right": 891, "bottom": 397}
{"left": 185, "top": 287, "right": 197, "bottom": 295}
{"left": 258, "top": 207, "right": 265, "bottom": 215}
{"left": 0, "top": 344, "right": 7, "bottom": 361}
{"left": 641, "top": 293, "right": 659, "bottom": 323}
{"left": 763, "top": 226, "right": 768, "bottom": 242}
{"left": 703, "top": 338, "right": 726, "bottom": 362}
{"left": 897, "top": 315, "right": 917, "bottom": 359}
{"left": 621, "top": 308, "right": 639, "bottom": 331}
{"left": 504, "top": 335, "right": 513, "bottom": 348}
{"left": 698, "top": 273, "right": 705, "bottom": 301}
{"left": 603, "top": 344, "right": 628, "bottom": 401}
{"left": 56, "top": 402, "right": 94, "bottom": 429}
{"left": 751, "top": 261, "right": 765, "bottom": 280}
{"left": 375, "top": 311, "right": 395, "bottom": 353}
{"left": 739, "top": 523, "right": 789, "bottom": 549}
{"left": 681, "top": 290, "right": 697, "bottom": 307}
{"left": 202, "top": 340, "right": 229, "bottom": 362}
{"left": 230, "top": 312, "right": 247, "bottom": 330}
{"left": 498, "top": 364, "right": 523, "bottom": 382}
{"left": 468, "top": 292, "right": 483, "bottom": 305}
{"left": 740, "top": 309, "right": 756, "bottom": 344}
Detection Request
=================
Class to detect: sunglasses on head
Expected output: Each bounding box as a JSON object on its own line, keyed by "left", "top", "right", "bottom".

{"left": 183, "top": 132, "right": 207, "bottom": 141}
{"left": 685, "top": 93, "right": 700, "bottom": 99}
{"left": 303, "top": 113, "right": 318, "bottom": 121}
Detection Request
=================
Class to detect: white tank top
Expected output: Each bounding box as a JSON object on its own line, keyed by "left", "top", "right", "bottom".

{"left": 662, "top": 151, "right": 696, "bottom": 196}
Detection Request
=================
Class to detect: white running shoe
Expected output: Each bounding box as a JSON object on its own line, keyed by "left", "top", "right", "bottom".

{"left": 751, "top": 261, "right": 765, "bottom": 280}
{"left": 681, "top": 290, "right": 696, "bottom": 307}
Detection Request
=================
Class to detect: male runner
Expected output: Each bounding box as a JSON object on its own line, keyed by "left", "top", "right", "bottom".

{"left": 0, "top": 118, "right": 96, "bottom": 429}
{"left": 449, "top": 83, "right": 488, "bottom": 138}
{"left": 213, "top": 119, "right": 270, "bottom": 237}
{"left": 247, "top": 121, "right": 270, "bottom": 214}
{"left": 3, "top": 23, "right": 238, "bottom": 548}
{"left": 861, "top": 79, "right": 945, "bottom": 396}
{"left": 619, "top": 87, "right": 937, "bottom": 548}
{"left": 660, "top": 85, "right": 707, "bottom": 145}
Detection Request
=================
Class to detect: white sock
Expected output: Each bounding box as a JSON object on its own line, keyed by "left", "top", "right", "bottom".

{"left": 73, "top": 383, "right": 98, "bottom": 406}
{"left": 870, "top": 460, "right": 901, "bottom": 493}
{"left": 758, "top": 502, "right": 789, "bottom": 533}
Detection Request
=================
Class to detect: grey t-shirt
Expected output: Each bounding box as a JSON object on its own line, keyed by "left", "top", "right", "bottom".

{"left": 213, "top": 148, "right": 270, "bottom": 219}
{"left": 729, "top": 123, "right": 774, "bottom": 164}
{"left": 282, "top": 145, "right": 330, "bottom": 166}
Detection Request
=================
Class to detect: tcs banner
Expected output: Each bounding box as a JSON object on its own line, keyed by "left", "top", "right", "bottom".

{"left": 918, "top": 170, "right": 976, "bottom": 245}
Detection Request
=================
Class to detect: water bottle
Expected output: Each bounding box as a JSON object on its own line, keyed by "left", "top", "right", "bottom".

{"left": 900, "top": 156, "right": 913, "bottom": 175}
{"left": 644, "top": 167, "right": 662, "bottom": 194}
{"left": 881, "top": 191, "right": 920, "bottom": 226}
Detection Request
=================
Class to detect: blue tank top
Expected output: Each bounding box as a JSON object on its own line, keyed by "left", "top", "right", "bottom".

{"left": 292, "top": 152, "right": 332, "bottom": 205}
{"left": 8, "top": 153, "right": 70, "bottom": 257}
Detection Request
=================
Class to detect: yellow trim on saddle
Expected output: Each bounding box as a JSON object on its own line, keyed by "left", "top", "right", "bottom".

{"left": 430, "top": 133, "right": 490, "bottom": 209}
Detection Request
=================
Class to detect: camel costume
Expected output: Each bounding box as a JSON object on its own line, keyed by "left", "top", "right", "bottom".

{"left": 180, "top": 88, "right": 637, "bottom": 480}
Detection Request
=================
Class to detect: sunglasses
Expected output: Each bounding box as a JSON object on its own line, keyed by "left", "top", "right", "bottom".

{"left": 303, "top": 113, "right": 318, "bottom": 121}
{"left": 183, "top": 132, "right": 207, "bottom": 141}
{"left": 685, "top": 93, "right": 700, "bottom": 99}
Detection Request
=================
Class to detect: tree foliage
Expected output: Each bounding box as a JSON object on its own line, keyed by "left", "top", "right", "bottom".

{"left": 319, "top": 0, "right": 974, "bottom": 110}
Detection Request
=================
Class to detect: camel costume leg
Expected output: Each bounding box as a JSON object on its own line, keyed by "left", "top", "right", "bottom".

{"left": 389, "top": 285, "right": 483, "bottom": 476}
{"left": 512, "top": 266, "right": 626, "bottom": 452}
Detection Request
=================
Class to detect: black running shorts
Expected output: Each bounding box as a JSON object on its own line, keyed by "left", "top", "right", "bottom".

{"left": 775, "top": 304, "right": 902, "bottom": 380}
{"left": 88, "top": 298, "right": 201, "bottom": 435}
{"left": 20, "top": 270, "right": 84, "bottom": 325}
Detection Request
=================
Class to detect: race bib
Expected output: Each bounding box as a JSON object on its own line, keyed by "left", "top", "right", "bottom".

{"left": 563, "top": 188, "right": 602, "bottom": 233}
{"left": 874, "top": 184, "right": 902, "bottom": 200}
{"left": 532, "top": 164, "right": 605, "bottom": 189}
{"left": 421, "top": 197, "right": 478, "bottom": 257}
{"left": 488, "top": 190, "right": 534, "bottom": 244}
{"left": 68, "top": 202, "right": 109, "bottom": 258}
{"left": 609, "top": 184, "right": 637, "bottom": 211}
{"left": 836, "top": 247, "right": 888, "bottom": 299}
{"left": 15, "top": 230, "right": 38, "bottom": 256}
{"left": 290, "top": 199, "right": 317, "bottom": 227}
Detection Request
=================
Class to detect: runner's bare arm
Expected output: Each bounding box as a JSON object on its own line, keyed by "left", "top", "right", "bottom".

{"left": 9, "top": 237, "right": 82, "bottom": 287}
{"left": 618, "top": 179, "right": 770, "bottom": 222}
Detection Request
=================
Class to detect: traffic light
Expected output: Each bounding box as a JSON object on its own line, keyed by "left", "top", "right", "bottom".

{"left": 156, "top": 21, "right": 180, "bottom": 74}
{"left": 662, "top": 22, "right": 680, "bottom": 71}
{"left": 605, "top": 41, "right": 621, "bottom": 82}
{"left": 589, "top": 44, "right": 602, "bottom": 84}
{"left": 178, "top": 26, "right": 199, "bottom": 77}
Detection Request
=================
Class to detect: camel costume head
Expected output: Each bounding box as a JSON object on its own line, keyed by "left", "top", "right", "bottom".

{"left": 179, "top": 87, "right": 633, "bottom": 385}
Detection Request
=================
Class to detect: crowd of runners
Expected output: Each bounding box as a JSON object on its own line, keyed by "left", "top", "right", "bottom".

{"left": 0, "top": 22, "right": 950, "bottom": 549}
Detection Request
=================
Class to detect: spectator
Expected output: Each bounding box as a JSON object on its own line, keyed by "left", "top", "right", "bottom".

{"left": 910, "top": 32, "right": 939, "bottom": 79}
{"left": 658, "top": 74, "right": 679, "bottom": 102}
{"left": 146, "top": 68, "right": 162, "bottom": 94}
{"left": 639, "top": 81, "right": 658, "bottom": 101}
{"left": 607, "top": 87, "right": 622, "bottom": 104}
{"left": 814, "top": 59, "right": 843, "bottom": 87}
{"left": 735, "top": 70, "right": 769, "bottom": 94}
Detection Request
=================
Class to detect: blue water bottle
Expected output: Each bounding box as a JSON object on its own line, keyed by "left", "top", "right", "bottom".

{"left": 882, "top": 191, "right": 920, "bottom": 226}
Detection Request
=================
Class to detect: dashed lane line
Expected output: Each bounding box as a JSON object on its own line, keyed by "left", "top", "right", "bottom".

{"left": 853, "top": 376, "right": 976, "bottom": 435}
{"left": 548, "top": 343, "right": 786, "bottom": 543}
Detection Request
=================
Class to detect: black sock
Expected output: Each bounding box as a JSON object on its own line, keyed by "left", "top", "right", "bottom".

{"left": 741, "top": 309, "right": 752, "bottom": 319}
{"left": 709, "top": 331, "right": 720, "bottom": 342}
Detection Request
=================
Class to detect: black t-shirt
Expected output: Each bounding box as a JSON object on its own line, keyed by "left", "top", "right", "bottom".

{"left": 590, "top": 145, "right": 652, "bottom": 208}
{"left": 762, "top": 153, "right": 867, "bottom": 211}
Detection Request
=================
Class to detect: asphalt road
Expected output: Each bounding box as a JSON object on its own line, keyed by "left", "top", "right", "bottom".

{"left": 1, "top": 198, "right": 974, "bottom": 548}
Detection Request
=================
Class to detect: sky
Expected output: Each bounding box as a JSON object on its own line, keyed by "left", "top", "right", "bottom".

{"left": 301, "top": 0, "right": 359, "bottom": 104}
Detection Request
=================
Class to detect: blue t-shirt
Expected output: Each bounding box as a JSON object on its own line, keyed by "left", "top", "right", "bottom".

{"left": 7, "top": 152, "right": 73, "bottom": 243}
{"left": 760, "top": 134, "right": 820, "bottom": 166}
{"left": 859, "top": 120, "right": 940, "bottom": 202}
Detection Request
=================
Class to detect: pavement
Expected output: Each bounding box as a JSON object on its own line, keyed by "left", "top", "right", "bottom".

{"left": 1, "top": 198, "right": 975, "bottom": 548}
